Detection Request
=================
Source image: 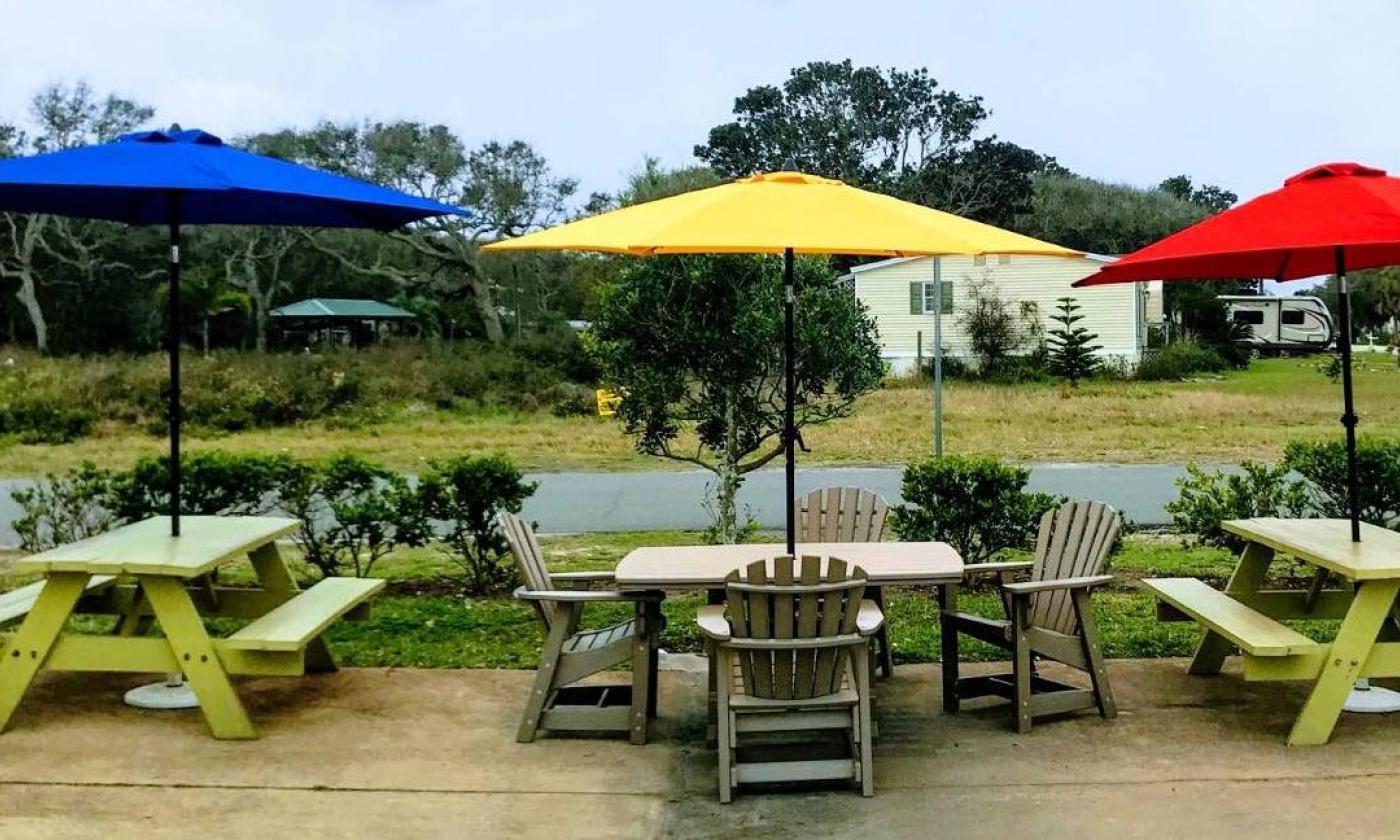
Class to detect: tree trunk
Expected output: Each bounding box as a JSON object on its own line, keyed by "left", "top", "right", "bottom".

{"left": 2, "top": 215, "right": 51, "bottom": 352}
{"left": 471, "top": 275, "right": 505, "bottom": 343}
{"left": 710, "top": 388, "right": 743, "bottom": 544}
{"left": 201, "top": 317, "right": 210, "bottom": 355}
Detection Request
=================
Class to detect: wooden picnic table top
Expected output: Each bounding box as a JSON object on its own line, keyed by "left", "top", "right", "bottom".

{"left": 1223, "top": 518, "right": 1400, "bottom": 581}
{"left": 13, "top": 515, "right": 301, "bottom": 579}
{"left": 614, "top": 541, "right": 964, "bottom": 589}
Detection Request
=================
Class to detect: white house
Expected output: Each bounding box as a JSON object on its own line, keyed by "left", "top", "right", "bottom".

{"left": 844, "top": 253, "right": 1163, "bottom": 374}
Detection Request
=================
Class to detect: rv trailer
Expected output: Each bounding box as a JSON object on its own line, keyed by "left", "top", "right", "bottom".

{"left": 1219, "top": 295, "right": 1334, "bottom": 355}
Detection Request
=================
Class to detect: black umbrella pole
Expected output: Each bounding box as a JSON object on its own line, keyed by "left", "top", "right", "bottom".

{"left": 784, "top": 248, "right": 796, "bottom": 554}
{"left": 1335, "top": 247, "right": 1361, "bottom": 542}
{"left": 167, "top": 204, "right": 182, "bottom": 537}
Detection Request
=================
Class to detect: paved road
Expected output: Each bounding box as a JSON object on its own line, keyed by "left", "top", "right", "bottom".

{"left": 518, "top": 462, "right": 1196, "bottom": 532}
{"left": 0, "top": 462, "right": 1200, "bottom": 546}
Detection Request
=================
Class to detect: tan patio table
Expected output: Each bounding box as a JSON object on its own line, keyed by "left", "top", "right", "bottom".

{"left": 616, "top": 541, "right": 966, "bottom": 713}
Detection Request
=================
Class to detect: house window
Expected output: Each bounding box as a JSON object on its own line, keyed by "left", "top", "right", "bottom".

{"left": 973, "top": 254, "right": 987, "bottom": 266}
{"left": 1281, "top": 309, "right": 1305, "bottom": 325}
{"left": 998, "top": 254, "right": 1012, "bottom": 265}
{"left": 911, "top": 280, "right": 954, "bottom": 315}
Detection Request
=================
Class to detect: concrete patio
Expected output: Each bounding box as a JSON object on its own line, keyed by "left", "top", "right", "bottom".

{"left": 3, "top": 659, "right": 1400, "bottom": 838}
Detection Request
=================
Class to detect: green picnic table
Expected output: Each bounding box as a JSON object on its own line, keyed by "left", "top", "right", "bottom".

{"left": 1142, "top": 517, "right": 1400, "bottom": 745}
{"left": 0, "top": 515, "right": 383, "bottom": 739}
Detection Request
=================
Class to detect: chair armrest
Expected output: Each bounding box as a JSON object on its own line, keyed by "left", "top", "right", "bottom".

{"left": 512, "top": 586, "right": 663, "bottom": 603}
{"left": 1002, "top": 575, "right": 1114, "bottom": 595}
{"left": 549, "top": 570, "right": 616, "bottom": 590}
{"left": 695, "top": 604, "right": 730, "bottom": 642}
{"left": 856, "top": 601, "right": 885, "bottom": 636}
{"left": 963, "top": 561, "right": 1034, "bottom": 579}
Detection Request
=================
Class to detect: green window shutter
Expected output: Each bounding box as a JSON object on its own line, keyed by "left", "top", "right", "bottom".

{"left": 941, "top": 280, "right": 954, "bottom": 314}
{"left": 910, "top": 281, "right": 923, "bottom": 315}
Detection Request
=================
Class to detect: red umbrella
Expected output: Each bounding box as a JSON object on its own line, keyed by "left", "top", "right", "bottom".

{"left": 1075, "top": 162, "right": 1400, "bottom": 542}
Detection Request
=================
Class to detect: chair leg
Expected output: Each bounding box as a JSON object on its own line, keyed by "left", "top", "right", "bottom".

{"left": 715, "top": 648, "right": 733, "bottom": 804}
{"left": 517, "top": 607, "right": 573, "bottom": 743}
{"left": 869, "top": 587, "right": 895, "bottom": 679}
{"left": 938, "top": 584, "right": 960, "bottom": 713}
{"left": 1072, "top": 588, "right": 1117, "bottom": 719}
{"left": 1012, "top": 595, "right": 1033, "bottom": 734}
{"left": 855, "top": 643, "right": 875, "bottom": 797}
{"left": 646, "top": 600, "right": 661, "bottom": 719}
{"left": 629, "top": 604, "right": 652, "bottom": 746}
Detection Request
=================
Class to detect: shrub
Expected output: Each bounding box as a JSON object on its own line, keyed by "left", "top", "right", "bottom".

{"left": 417, "top": 454, "right": 538, "bottom": 594}
{"left": 892, "top": 456, "right": 1062, "bottom": 564}
{"left": 107, "top": 449, "right": 298, "bottom": 521}
{"left": 12, "top": 462, "right": 119, "bottom": 551}
{"left": 280, "top": 453, "right": 430, "bottom": 578}
{"left": 1135, "top": 338, "right": 1229, "bottom": 381}
{"left": 958, "top": 279, "right": 1026, "bottom": 377}
{"left": 1283, "top": 438, "right": 1400, "bottom": 529}
{"left": 1166, "top": 461, "right": 1310, "bottom": 550}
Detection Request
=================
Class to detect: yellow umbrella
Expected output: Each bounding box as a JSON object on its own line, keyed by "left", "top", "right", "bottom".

{"left": 484, "top": 171, "right": 1077, "bottom": 549}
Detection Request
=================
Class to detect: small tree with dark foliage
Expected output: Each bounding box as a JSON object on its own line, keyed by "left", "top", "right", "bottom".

{"left": 1047, "top": 296, "right": 1102, "bottom": 386}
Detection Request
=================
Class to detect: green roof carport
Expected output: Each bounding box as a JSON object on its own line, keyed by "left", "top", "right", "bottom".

{"left": 269, "top": 298, "right": 416, "bottom": 319}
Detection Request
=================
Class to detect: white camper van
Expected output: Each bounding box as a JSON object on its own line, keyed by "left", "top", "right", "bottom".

{"left": 1219, "top": 295, "right": 1334, "bottom": 355}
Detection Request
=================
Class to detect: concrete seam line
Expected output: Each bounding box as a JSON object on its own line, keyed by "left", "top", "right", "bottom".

{"left": 0, "top": 779, "right": 668, "bottom": 798}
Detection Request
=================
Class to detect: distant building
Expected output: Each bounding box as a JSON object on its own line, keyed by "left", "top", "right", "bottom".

{"left": 269, "top": 298, "right": 416, "bottom": 347}
{"left": 844, "top": 253, "right": 1162, "bottom": 374}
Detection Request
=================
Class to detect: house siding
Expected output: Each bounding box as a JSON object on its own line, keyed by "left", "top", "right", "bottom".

{"left": 851, "top": 254, "right": 1144, "bottom": 373}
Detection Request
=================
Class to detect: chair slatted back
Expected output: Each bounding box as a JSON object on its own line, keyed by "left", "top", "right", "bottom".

{"left": 724, "top": 555, "right": 867, "bottom": 700}
{"left": 1028, "top": 500, "right": 1122, "bottom": 634}
{"left": 499, "top": 512, "right": 556, "bottom": 630}
{"left": 795, "top": 487, "right": 889, "bottom": 544}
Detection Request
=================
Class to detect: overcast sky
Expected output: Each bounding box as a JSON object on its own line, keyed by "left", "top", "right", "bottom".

{"left": 2, "top": 0, "right": 1398, "bottom": 209}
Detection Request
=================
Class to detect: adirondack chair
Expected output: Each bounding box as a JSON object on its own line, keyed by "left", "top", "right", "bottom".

{"left": 696, "top": 555, "right": 883, "bottom": 802}
{"left": 941, "top": 499, "right": 1121, "bottom": 733}
{"left": 500, "top": 513, "right": 665, "bottom": 745}
{"left": 795, "top": 487, "right": 894, "bottom": 677}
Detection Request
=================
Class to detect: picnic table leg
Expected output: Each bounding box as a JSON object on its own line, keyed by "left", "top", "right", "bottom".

{"left": 1190, "top": 542, "right": 1275, "bottom": 676}
{"left": 938, "top": 583, "right": 959, "bottom": 712}
{"left": 1288, "top": 578, "right": 1400, "bottom": 746}
{"left": 141, "top": 576, "right": 256, "bottom": 740}
{"left": 0, "top": 572, "right": 89, "bottom": 733}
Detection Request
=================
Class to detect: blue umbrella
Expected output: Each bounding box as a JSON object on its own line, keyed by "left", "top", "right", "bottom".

{"left": 0, "top": 128, "right": 468, "bottom": 535}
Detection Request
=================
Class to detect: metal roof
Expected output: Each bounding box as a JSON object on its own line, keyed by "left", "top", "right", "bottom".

{"left": 268, "top": 298, "right": 416, "bottom": 319}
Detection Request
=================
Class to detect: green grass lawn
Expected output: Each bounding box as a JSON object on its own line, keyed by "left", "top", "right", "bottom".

{"left": 1, "top": 530, "right": 1346, "bottom": 670}
{"left": 2, "top": 356, "right": 1396, "bottom": 476}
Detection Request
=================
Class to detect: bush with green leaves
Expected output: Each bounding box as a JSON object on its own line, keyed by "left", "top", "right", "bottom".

{"left": 12, "top": 461, "right": 119, "bottom": 551}
{"left": 1283, "top": 438, "right": 1400, "bottom": 529}
{"left": 279, "top": 453, "right": 430, "bottom": 579}
{"left": 107, "top": 449, "right": 299, "bottom": 521}
{"left": 891, "top": 456, "right": 1062, "bottom": 564}
{"left": 1166, "top": 461, "right": 1310, "bottom": 550}
{"left": 1134, "top": 338, "right": 1230, "bottom": 381}
{"left": 417, "top": 454, "right": 538, "bottom": 594}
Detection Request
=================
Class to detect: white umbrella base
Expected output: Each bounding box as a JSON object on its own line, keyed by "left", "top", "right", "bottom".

{"left": 1343, "top": 681, "right": 1400, "bottom": 714}
{"left": 124, "top": 676, "right": 199, "bottom": 710}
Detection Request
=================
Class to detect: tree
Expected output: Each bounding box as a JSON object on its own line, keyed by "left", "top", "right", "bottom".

{"left": 958, "top": 277, "right": 1027, "bottom": 375}
{"left": 1016, "top": 173, "right": 1210, "bottom": 255}
{"left": 0, "top": 82, "right": 154, "bottom": 351}
{"left": 217, "top": 226, "right": 298, "bottom": 350}
{"left": 1158, "top": 175, "right": 1238, "bottom": 213}
{"left": 1047, "top": 297, "right": 1102, "bottom": 386}
{"left": 591, "top": 253, "right": 884, "bottom": 542}
{"left": 248, "top": 123, "right": 576, "bottom": 343}
{"left": 694, "top": 60, "right": 1050, "bottom": 226}
{"left": 157, "top": 264, "right": 250, "bottom": 354}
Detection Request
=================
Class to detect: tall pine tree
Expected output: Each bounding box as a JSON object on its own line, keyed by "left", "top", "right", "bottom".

{"left": 1048, "top": 297, "right": 1102, "bottom": 386}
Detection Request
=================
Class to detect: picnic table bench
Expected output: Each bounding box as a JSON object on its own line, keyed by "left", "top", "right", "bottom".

{"left": 0, "top": 515, "right": 382, "bottom": 739}
{"left": 1142, "top": 517, "right": 1400, "bottom": 745}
